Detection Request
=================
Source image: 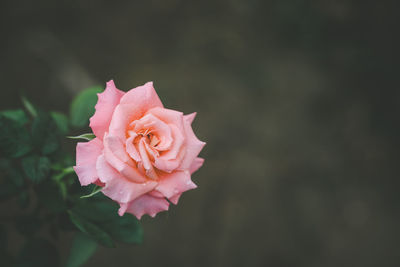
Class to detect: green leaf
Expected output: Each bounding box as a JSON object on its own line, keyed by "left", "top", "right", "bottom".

{"left": 72, "top": 197, "right": 143, "bottom": 245}
{"left": 0, "top": 158, "right": 24, "bottom": 187}
{"left": 31, "top": 112, "right": 60, "bottom": 155}
{"left": 50, "top": 112, "right": 69, "bottom": 135}
{"left": 70, "top": 87, "right": 102, "bottom": 128}
{"left": 22, "top": 155, "right": 50, "bottom": 184}
{"left": 72, "top": 196, "right": 120, "bottom": 223}
{"left": 66, "top": 232, "right": 98, "bottom": 267}
{"left": 17, "top": 238, "right": 59, "bottom": 267}
{"left": 0, "top": 109, "right": 28, "bottom": 126}
{"left": 68, "top": 211, "right": 115, "bottom": 248}
{"left": 21, "top": 96, "right": 38, "bottom": 118}
{"left": 67, "top": 133, "right": 96, "bottom": 141}
{"left": 36, "top": 181, "right": 66, "bottom": 212}
{"left": 0, "top": 115, "right": 32, "bottom": 158}
{"left": 53, "top": 166, "right": 75, "bottom": 181}
{"left": 57, "top": 212, "right": 76, "bottom": 232}
{"left": 80, "top": 186, "right": 102, "bottom": 199}
{"left": 102, "top": 214, "right": 143, "bottom": 245}
{"left": 15, "top": 215, "right": 42, "bottom": 237}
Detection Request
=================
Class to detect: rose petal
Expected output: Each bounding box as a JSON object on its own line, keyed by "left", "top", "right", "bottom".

{"left": 189, "top": 157, "right": 204, "bottom": 174}
{"left": 103, "top": 133, "right": 147, "bottom": 183}
{"left": 179, "top": 114, "right": 206, "bottom": 170}
{"left": 153, "top": 124, "right": 185, "bottom": 173}
{"left": 109, "top": 82, "right": 163, "bottom": 140}
{"left": 168, "top": 193, "right": 180, "bottom": 205}
{"left": 89, "top": 80, "right": 125, "bottom": 139}
{"left": 158, "top": 124, "right": 184, "bottom": 160}
{"left": 148, "top": 190, "right": 164, "bottom": 198}
{"left": 96, "top": 154, "right": 157, "bottom": 203}
{"left": 118, "top": 202, "right": 130, "bottom": 216}
{"left": 74, "top": 138, "right": 103, "bottom": 186}
{"left": 131, "top": 114, "right": 172, "bottom": 151}
{"left": 138, "top": 138, "right": 158, "bottom": 180}
{"left": 155, "top": 170, "right": 197, "bottom": 199}
{"left": 93, "top": 179, "right": 105, "bottom": 187}
{"left": 147, "top": 107, "right": 185, "bottom": 132}
{"left": 119, "top": 193, "right": 170, "bottom": 219}
{"left": 125, "top": 135, "right": 141, "bottom": 162}
{"left": 185, "top": 112, "right": 196, "bottom": 124}
{"left": 144, "top": 141, "right": 159, "bottom": 160}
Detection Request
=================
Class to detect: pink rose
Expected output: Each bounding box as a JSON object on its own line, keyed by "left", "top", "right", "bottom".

{"left": 74, "top": 81, "right": 205, "bottom": 219}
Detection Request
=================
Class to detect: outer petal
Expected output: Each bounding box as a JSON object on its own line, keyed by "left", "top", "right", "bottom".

{"left": 96, "top": 154, "right": 157, "bottom": 204}
{"left": 167, "top": 158, "right": 203, "bottom": 206}
{"left": 189, "top": 157, "right": 204, "bottom": 174}
{"left": 119, "top": 194, "right": 169, "bottom": 219}
{"left": 185, "top": 112, "right": 196, "bottom": 124}
{"left": 155, "top": 170, "right": 197, "bottom": 199}
{"left": 179, "top": 113, "right": 206, "bottom": 170}
{"left": 168, "top": 157, "right": 204, "bottom": 204}
{"left": 89, "top": 80, "right": 125, "bottom": 139}
{"left": 169, "top": 193, "right": 182, "bottom": 205}
{"left": 109, "top": 82, "right": 163, "bottom": 139}
{"left": 73, "top": 138, "right": 103, "bottom": 186}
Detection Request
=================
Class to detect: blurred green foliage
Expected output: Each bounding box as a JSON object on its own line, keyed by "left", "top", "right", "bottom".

{"left": 66, "top": 232, "right": 98, "bottom": 267}
{"left": 0, "top": 88, "right": 143, "bottom": 267}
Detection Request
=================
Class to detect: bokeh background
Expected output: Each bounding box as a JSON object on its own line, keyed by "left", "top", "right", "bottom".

{"left": 1, "top": 1, "right": 399, "bottom": 266}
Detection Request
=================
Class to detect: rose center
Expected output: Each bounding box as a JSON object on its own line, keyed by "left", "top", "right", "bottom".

{"left": 135, "top": 129, "right": 160, "bottom": 148}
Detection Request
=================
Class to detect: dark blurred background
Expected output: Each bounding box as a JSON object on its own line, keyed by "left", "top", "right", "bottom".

{"left": 1, "top": 1, "right": 400, "bottom": 266}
